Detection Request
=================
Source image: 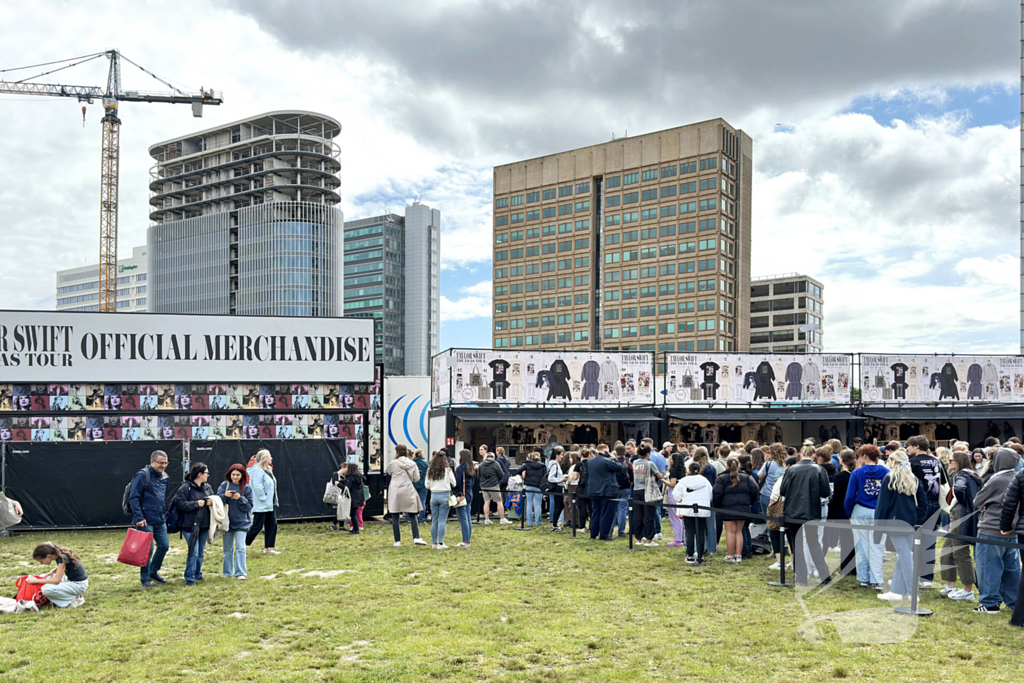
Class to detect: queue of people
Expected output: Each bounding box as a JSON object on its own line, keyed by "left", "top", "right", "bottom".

{"left": 8, "top": 435, "right": 1023, "bottom": 630}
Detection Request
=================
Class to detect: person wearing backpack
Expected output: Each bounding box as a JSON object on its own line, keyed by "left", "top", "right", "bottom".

{"left": 127, "top": 450, "right": 170, "bottom": 589}
{"left": 173, "top": 462, "right": 215, "bottom": 587}
{"left": 217, "top": 464, "right": 253, "bottom": 579}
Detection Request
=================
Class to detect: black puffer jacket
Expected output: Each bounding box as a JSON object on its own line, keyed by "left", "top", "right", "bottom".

{"left": 521, "top": 460, "right": 547, "bottom": 489}
{"left": 173, "top": 480, "right": 215, "bottom": 531}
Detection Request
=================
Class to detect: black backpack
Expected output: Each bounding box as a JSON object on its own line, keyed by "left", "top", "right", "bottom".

{"left": 122, "top": 468, "right": 151, "bottom": 516}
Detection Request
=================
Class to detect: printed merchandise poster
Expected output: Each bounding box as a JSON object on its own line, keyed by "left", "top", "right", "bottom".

{"left": 861, "top": 355, "right": 1024, "bottom": 403}
{"left": 443, "top": 350, "right": 654, "bottom": 404}
{"left": 663, "top": 353, "right": 853, "bottom": 404}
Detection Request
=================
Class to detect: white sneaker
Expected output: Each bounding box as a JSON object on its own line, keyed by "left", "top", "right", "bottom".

{"left": 394, "top": 542, "right": 401, "bottom": 547}
{"left": 456, "top": 542, "right": 470, "bottom": 547}
{"left": 939, "top": 586, "right": 956, "bottom": 596}
{"left": 263, "top": 549, "right": 281, "bottom": 555}
{"left": 643, "top": 541, "right": 659, "bottom": 547}
{"left": 811, "top": 569, "right": 820, "bottom": 579}
{"left": 413, "top": 538, "right": 428, "bottom": 546}
{"left": 918, "top": 581, "right": 935, "bottom": 589}
{"left": 654, "top": 533, "right": 663, "bottom": 541}
{"left": 877, "top": 592, "right": 903, "bottom": 601}
{"left": 951, "top": 589, "right": 976, "bottom": 602}
{"left": 499, "top": 519, "right": 513, "bottom": 525}
{"left": 437, "top": 544, "right": 449, "bottom": 550}
{"left": 482, "top": 520, "right": 494, "bottom": 525}
{"left": 768, "top": 562, "right": 781, "bottom": 571}
{"left": 69, "top": 595, "right": 85, "bottom": 608}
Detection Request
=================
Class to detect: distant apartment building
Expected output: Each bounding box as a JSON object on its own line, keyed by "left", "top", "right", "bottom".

{"left": 343, "top": 203, "right": 440, "bottom": 376}
{"left": 749, "top": 273, "right": 823, "bottom": 353}
{"left": 55, "top": 245, "right": 149, "bottom": 312}
{"left": 146, "top": 111, "right": 344, "bottom": 316}
{"left": 492, "top": 119, "right": 752, "bottom": 355}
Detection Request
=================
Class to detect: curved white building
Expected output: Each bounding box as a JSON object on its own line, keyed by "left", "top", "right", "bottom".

{"left": 146, "top": 111, "right": 344, "bottom": 317}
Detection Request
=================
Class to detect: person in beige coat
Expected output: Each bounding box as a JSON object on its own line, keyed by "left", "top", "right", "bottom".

{"left": 386, "top": 444, "right": 427, "bottom": 547}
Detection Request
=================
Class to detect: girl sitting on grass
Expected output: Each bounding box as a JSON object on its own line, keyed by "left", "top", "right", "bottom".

{"left": 26, "top": 542, "right": 88, "bottom": 608}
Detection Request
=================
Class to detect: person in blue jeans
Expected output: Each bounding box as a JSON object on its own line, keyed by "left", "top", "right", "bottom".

{"left": 873, "top": 450, "right": 926, "bottom": 601}
{"left": 425, "top": 452, "right": 456, "bottom": 548}
{"left": 453, "top": 449, "right": 477, "bottom": 546}
{"left": 127, "top": 450, "right": 171, "bottom": 589}
{"left": 173, "top": 462, "right": 215, "bottom": 587}
{"left": 520, "top": 451, "right": 547, "bottom": 528}
{"left": 217, "top": 464, "right": 253, "bottom": 579}
{"left": 973, "top": 448, "right": 1021, "bottom": 614}
{"left": 612, "top": 445, "right": 631, "bottom": 536}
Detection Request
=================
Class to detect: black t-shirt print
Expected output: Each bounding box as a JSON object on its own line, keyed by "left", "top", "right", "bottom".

{"left": 891, "top": 363, "right": 908, "bottom": 385}
{"left": 489, "top": 359, "right": 510, "bottom": 383}
{"left": 700, "top": 362, "right": 720, "bottom": 385}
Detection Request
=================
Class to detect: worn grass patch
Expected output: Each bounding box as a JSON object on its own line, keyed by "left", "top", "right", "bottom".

{"left": 0, "top": 523, "right": 1022, "bottom": 682}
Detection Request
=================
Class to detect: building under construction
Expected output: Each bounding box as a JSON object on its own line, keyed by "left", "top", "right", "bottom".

{"left": 146, "top": 110, "right": 344, "bottom": 317}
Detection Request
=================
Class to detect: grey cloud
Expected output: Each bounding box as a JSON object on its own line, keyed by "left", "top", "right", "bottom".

{"left": 229, "top": 0, "right": 1014, "bottom": 155}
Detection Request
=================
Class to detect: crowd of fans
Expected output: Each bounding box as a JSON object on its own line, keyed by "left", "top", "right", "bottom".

{"left": 398, "top": 433, "right": 1024, "bottom": 626}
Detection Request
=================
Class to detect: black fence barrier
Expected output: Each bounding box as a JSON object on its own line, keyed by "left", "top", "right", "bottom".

{"left": 3, "top": 440, "right": 184, "bottom": 529}
{"left": 190, "top": 439, "right": 346, "bottom": 521}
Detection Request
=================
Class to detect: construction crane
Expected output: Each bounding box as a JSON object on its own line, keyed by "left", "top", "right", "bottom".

{"left": 0, "top": 49, "right": 223, "bottom": 311}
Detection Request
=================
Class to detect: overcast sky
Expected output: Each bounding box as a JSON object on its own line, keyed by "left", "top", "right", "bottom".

{"left": 0, "top": 0, "right": 1018, "bottom": 353}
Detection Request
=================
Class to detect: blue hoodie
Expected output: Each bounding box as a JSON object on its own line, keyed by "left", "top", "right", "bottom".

{"left": 844, "top": 464, "right": 890, "bottom": 517}
{"left": 217, "top": 481, "right": 254, "bottom": 531}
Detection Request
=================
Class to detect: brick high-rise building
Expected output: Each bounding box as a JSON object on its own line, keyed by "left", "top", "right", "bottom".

{"left": 492, "top": 120, "right": 752, "bottom": 356}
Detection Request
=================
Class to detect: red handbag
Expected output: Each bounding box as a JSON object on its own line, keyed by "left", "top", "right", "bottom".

{"left": 117, "top": 527, "right": 154, "bottom": 567}
{"left": 14, "top": 576, "right": 50, "bottom": 607}
{"left": 14, "top": 577, "right": 44, "bottom": 602}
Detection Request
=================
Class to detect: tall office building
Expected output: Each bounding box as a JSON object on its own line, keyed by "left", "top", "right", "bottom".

{"left": 146, "top": 111, "right": 344, "bottom": 316}
{"left": 55, "top": 245, "right": 149, "bottom": 312}
{"left": 492, "top": 120, "right": 752, "bottom": 355}
{"left": 749, "top": 274, "right": 823, "bottom": 353}
{"left": 343, "top": 203, "right": 441, "bottom": 376}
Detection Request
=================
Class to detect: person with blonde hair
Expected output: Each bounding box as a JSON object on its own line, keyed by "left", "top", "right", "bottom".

{"left": 246, "top": 449, "right": 280, "bottom": 554}
{"left": 874, "top": 450, "right": 926, "bottom": 601}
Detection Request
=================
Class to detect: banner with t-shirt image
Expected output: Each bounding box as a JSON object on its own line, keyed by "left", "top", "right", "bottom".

{"left": 436, "top": 349, "right": 654, "bottom": 405}
{"left": 663, "top": 353, "right": 853, "bottom": 405}
{"left": 860, "top": 354, "right": 1024, "bottom": 404}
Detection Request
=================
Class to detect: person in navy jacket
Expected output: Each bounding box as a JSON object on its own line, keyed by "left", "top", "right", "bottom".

{"left": 873, "top": 450, "right": 926, "bottom": 601}
{"left": 127, "top": 450, "right": 171, "bottom": 589}
{"left": 585, "top": 449, "right": 626, "bottom": 541}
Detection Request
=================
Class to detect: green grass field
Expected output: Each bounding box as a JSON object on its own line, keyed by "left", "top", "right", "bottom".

{"left": 1, "top": 521, "right": 1022, "bottom": 682}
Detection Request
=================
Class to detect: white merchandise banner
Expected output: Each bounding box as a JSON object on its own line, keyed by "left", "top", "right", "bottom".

{"left": 0, "top": 310, "right": 374, "bottom": 383}
{"left": 860, "top": 354, "right": 1024, "bottom": 403}
{"left": 664, "top": 353, "right": 852, "bottom": 404}
{"left": 439, "top": 349, "right": 654, "bottom": 405}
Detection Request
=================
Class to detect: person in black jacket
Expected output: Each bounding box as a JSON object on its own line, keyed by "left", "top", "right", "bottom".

{"left": 332, "top": 463, "right": 365, "bottom": 534}
{"left": 521, "top": 451, "right": 547, "bottom": 528}
{"left": 826, "top": 449, "right": 856, "bottom": 573}
{"left": 585, "top": 448, "right": 625, "bottom": 541}
{"left": 712, "top": 458, "right": 759, "bottom": 563}
{"left": 173, "top": 462, "right": 215, "bottom": 587}
{"left": 999, "top": 463, "right": 1024, "bottom": 626}
{"left": 779, "top": 451, "right": 832, "bottom": 585}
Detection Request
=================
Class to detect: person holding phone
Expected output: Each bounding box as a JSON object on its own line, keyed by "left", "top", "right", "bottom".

{"left": 172, "top": 462, "right": 215, "bottom": 587}
{"left": 217, "top": 464, "right": 253, "bottom": 579}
